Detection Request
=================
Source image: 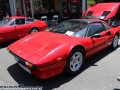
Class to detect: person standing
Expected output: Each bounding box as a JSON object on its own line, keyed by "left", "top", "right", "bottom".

{"left": 16, "top": 8, "right": 20, "bottom": 16}
{"left": 6, "top": 13, "right": 9, "bottom": 17}
{"left": 61, "top": 7, "right": 69, "bottom": 21}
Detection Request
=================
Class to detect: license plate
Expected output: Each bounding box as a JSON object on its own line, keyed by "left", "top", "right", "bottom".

{"left": 19, "top": 63, "right": 31, "bottom": 74}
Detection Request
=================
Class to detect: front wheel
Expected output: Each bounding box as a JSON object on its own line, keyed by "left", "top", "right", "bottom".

{"left": 64, "top": 48, "right": 84, "bottom": 74}
{"left": 110, "top": 34, "right": 119, "bottom": 49}
{"left": 29, "top": 28, "right": 39, "bottom": 34}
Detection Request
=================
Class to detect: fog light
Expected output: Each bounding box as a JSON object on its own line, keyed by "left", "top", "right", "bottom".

{"left": 25, "top": 62, "right": 33, "bottom": 67}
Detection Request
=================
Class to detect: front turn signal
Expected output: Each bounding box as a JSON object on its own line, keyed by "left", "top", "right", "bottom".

{"left": 25, "top": 62, "right": 33, "bottom": 68}
{"left": 57, "top": 57, "right": 62, "bottom": 61}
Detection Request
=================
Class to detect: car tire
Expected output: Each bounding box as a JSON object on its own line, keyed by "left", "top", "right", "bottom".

{"left": 29, "top": 28, "right": 39, "bottom": 34}
{"left": 64, "top": 48, "right": 84, "bottom": 74}
{"left": 110, "top": 34, "right": 119, "bottom": 49}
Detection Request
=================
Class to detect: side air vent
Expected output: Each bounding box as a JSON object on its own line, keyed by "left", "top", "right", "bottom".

{"left": 86, "top": 11, "right": 93, "bottom": 16}
{"left": 102, "top": 11, "right": 111, "bottom": 16}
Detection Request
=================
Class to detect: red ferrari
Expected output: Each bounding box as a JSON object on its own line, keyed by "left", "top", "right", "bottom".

{"left": 7, "top": 18, "right": 120, "bottom": 79}
{"left": 82, "top": 3, "right": 120, "bottom": 26}
{"left": 0, "top": 16, "right": 47, "bottom": 43}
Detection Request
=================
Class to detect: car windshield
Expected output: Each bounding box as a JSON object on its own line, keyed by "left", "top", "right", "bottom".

{"left": 0, "top": 18, "right": 12, "bottom": 26}
{"left": 50, "top": 20, "right": 88, "bottom": 37}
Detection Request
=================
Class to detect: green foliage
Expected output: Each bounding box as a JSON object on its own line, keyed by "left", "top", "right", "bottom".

{"left": 87, "top": 0, "right": 95, "bottom": 4}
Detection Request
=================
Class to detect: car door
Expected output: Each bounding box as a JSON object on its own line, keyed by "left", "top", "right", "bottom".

{"left": 6, "top": 20, "right": 18, "bottom": 41}
{"left": 102, "top": 22, "right": 113, "bottom": 45}
{"left": 0, "top": 19, "right": 19, "bottom": 42}
{"left": 86, "top": 22, "right": 110, "bottom": 55}
{"left": 15, "top": 18, "right": 27, "bottom": 38}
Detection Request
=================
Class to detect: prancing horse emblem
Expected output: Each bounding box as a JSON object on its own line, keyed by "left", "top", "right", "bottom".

{"left": 18, "top": 51, "right": 21, "bottom": 53}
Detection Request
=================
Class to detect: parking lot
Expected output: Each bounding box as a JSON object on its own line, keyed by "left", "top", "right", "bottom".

{"left": 0, "top": 40, "right": 120, "bottom": 90}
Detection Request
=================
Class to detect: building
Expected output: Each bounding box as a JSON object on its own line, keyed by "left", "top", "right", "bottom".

{"left": 0, "top": 0, "right": 120, "bottom": 19}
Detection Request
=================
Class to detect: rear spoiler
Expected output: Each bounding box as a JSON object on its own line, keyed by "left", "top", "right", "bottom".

{"left": 80, "top": 16, "right": 106, "bottom": 20}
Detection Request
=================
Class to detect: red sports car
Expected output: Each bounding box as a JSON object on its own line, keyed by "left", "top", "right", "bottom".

{"left": 0, "top": 16, "right": 47, "bottom": 43}
{"left": 82, "top": 3, "right": 120, "bottom": 26}
{"left": 7, "top": 19, "right": 120, "bottom": 79}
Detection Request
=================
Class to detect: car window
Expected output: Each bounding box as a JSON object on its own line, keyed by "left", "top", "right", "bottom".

{"left": 58, "top": 22, "right": 72, "bottom": 30}
{"left": 102, "top": 23, "right": 110, "bottom": 30}
{"left": 72, "top": 21, "right": 87, "bottom": 30}
{"left": 0, "top": 18, "right": 12, "bottom": 26}
{"left": 50, "top": 20, "right": 88, "bottom": 37}
{"left": 72, "top": 21, "right": 88, "bottom": 37}
{"left": 15, "top": 18, "right": 25, "bottom": 25}
{"left": 53, "top": 21, "right": 73, "bottom": 33}
{"left": 26, "top": 18, "right": 35, "bottom": 24}
{"left": 87, "top": 23, "right": 105, "bottom": 37}
{"left": 9, "top": 21, "right": 15, "bottom": 26}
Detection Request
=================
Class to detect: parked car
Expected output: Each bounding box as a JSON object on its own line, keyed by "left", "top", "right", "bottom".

{"left": 0, "top": 16, "right": 47, "bottom": 43}
{"left": 7, "top": 19, "right": 120, "bottom": 79}
{"left": 82, "top": 3, "right": 120, "bottom": 26}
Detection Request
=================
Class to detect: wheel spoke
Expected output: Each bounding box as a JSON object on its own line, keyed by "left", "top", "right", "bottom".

{"left": 72, "top": 55, "right": 77, "bottom": 60}
{"left": 70, "top": 58, "right": 74, "bottom": 65}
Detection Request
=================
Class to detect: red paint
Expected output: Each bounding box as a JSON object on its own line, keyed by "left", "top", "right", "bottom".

{"left": 0, "top": 16, "right": 47, "bottom": 43}
{"left": 8, "top": 20, "right": 120, "bottom": 79}
{"left": 83, "top": 3, "right": 120, "bottom": 20}
{"left": 8, "top": 3, "right": 120, "bottom": 79}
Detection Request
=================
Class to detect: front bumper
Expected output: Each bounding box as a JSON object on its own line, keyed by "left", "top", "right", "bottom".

{"left": 8, "top": 50, "right": 66, "bottom": 79}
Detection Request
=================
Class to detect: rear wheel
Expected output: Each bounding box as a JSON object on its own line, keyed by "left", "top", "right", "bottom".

{"left": 110, "top": 34, "right": 119, "bottom": 49}
{"left": 64, "top": 48, "right": 84, "bottom": 74}
{"left": 29, "top": 28, "right": 39, "bottom": 34}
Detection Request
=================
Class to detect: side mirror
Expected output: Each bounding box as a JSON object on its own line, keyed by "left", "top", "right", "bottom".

{"left": 91, "top": 34, "right": 100, "bottom": 38}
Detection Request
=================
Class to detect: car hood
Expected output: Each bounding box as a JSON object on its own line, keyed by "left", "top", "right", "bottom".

{"left": 83, "top": 3, "right": 120, "bottom": 20}
{"left": 10, "top": 31, "right": 82, "bottom": 56}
